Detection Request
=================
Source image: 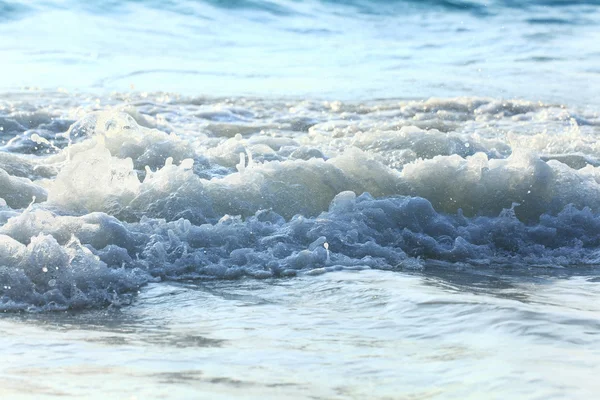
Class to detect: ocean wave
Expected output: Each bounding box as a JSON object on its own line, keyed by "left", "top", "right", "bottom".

{"left": 0, "top": 93, "right": 599, "bottom": 310}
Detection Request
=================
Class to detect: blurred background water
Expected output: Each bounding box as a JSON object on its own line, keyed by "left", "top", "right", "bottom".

{"left": 0, "top": 0, "right": 599, "bottom": 104}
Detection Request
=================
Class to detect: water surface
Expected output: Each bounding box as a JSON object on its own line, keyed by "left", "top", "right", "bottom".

{"left": 1, "top": 1, "right": 600, "bottom": 399}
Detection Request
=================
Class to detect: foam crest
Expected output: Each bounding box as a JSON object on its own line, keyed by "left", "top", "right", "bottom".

{"left": 1, "top": 94, "right": 600, "bottom": 311}
{"left": 46, "top": 139, "right": 140, "bottom": 214}
{"left": 48, "top": 111, "right": 194, "bottom": 171}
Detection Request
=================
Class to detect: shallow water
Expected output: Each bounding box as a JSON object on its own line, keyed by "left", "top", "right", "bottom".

{"left": 2, "top": 0, "right": 600, "bottom": 398}
{"left": 2, "top": 268, "right": 600, "bottom": 399}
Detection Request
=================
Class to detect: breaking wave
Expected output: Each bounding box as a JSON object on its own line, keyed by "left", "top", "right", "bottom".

{"left": 1, "top": 92, "right": 599, "bottom": 310}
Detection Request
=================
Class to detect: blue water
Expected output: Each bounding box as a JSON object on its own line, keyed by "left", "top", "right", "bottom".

{"left": 1, "top": 0, "right": 599, "bottom": 104}
{"left": 2, "top": 1, "right": 600, "bottom": 399}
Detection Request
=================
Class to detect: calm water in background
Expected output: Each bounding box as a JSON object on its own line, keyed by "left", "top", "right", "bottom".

{"left": 1, "top": 0, "right": 599, "bottom": 104}
{"left": 1, "top": 1, "right": 600, "bottom": 399}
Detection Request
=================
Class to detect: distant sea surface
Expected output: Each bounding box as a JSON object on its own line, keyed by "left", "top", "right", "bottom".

{"left": 0, "top": 0, "right": 599, "bottom": 104}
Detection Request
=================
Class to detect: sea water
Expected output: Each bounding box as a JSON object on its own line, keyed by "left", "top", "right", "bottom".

{"left": 1, "top": 0, "right": 600, "bottom": 398}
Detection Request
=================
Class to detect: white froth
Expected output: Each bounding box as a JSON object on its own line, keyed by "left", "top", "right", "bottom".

{"left": 1, "top": 93, "right": 600, "bottom": 310}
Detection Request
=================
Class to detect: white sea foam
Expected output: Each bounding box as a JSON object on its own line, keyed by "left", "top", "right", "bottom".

{"left": 0, "top": 93, "right": 599, "bottom": 310}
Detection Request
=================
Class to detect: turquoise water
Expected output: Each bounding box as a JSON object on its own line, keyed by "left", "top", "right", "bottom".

{"left": 1, "top": 0, "right": 599, "bottom": 103}
{"left": 1, "top": 1, "right": 600, "bottom": 399}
